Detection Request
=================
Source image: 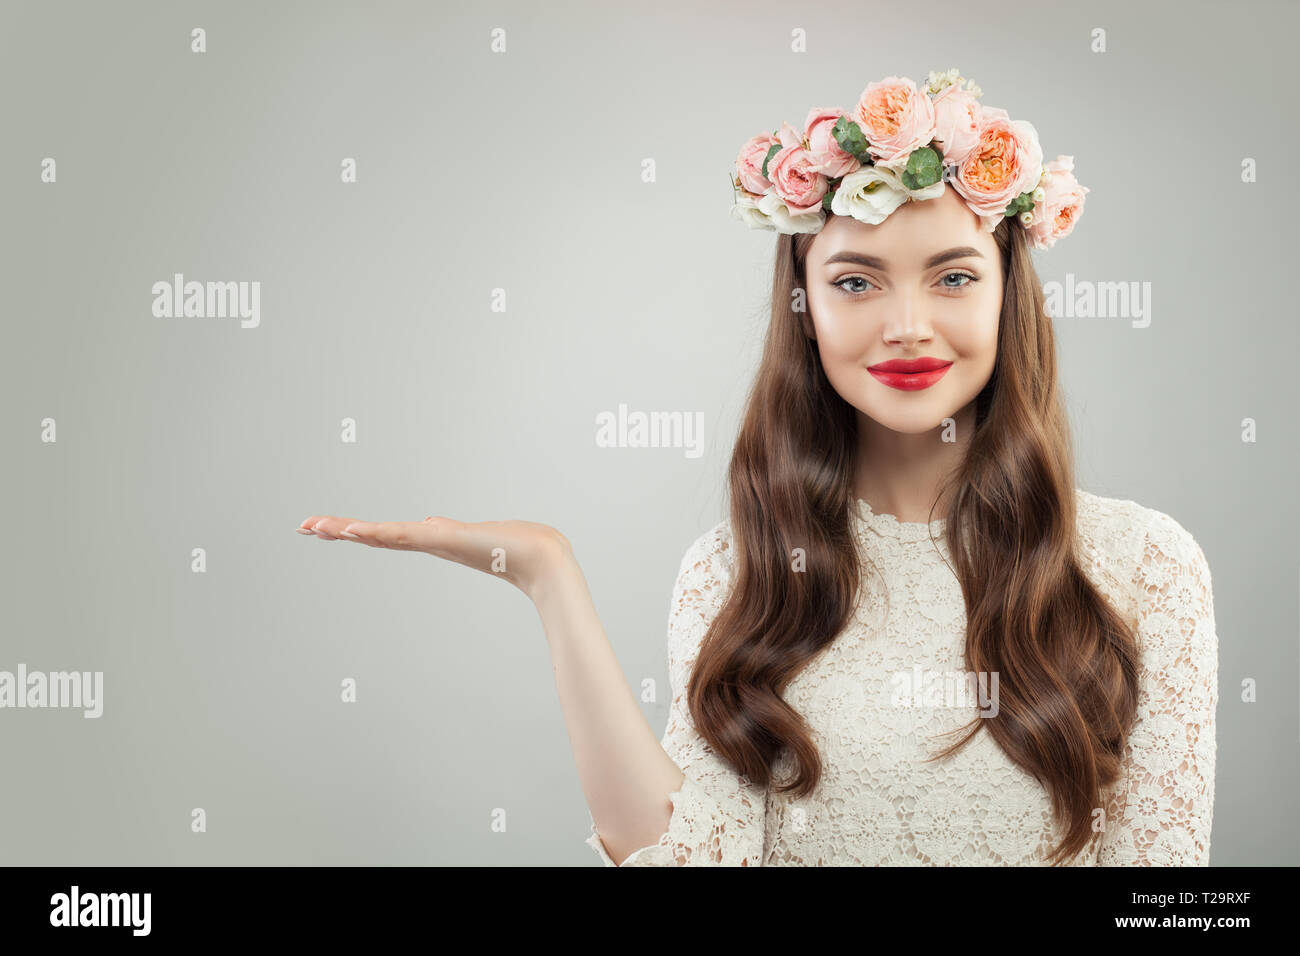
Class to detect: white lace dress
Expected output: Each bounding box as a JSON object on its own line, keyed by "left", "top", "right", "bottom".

{"left": 586, "top": 488, "right": 1218, "bottom": 866}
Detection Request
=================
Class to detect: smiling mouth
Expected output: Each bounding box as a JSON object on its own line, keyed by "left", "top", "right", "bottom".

{"left": 866, "top": 359, "right": 953, "bottom": 391}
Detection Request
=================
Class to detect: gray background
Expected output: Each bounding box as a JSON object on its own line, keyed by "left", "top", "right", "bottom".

{"left": 1, "top": 0, "right": 1295, "bottom": 865}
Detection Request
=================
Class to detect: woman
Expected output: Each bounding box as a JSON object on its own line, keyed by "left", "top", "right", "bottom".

{"left": 297, "top": 69, "right": 1217, "bottom": 866}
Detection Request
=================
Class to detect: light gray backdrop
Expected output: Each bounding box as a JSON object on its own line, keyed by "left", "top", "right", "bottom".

{"left": 1, "top": 0, "right": 1295, "bottom": 865}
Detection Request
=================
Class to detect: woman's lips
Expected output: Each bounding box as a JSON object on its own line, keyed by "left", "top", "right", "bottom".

{"left": 866, "top": 358, "right": 954, "bottom": 391}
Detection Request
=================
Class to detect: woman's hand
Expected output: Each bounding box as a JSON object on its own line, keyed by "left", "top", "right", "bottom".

{"left": 296, "top": 514, "right": 577, "bottom": 603}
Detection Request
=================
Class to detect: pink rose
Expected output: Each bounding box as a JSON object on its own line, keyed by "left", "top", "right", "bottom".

{"left": 853, "top": 76, "right": 937, "bottom": 169}
{"left": 803, "top": 107, "right": 862, "bottom": 179}
{"left": 1026, "top": 155, "right": 1089, "bottom": 250}
{"left": 767, "top": 121, "right": 829, "bottom": 215}
{"left": 735, "top": 131, "right": 778, "bottom": 195}
{"left": 930, "top": 84, "right": 982, "bottom": 166}
{"left": 950, "top": 106, "right": 1044, "bottom": 231}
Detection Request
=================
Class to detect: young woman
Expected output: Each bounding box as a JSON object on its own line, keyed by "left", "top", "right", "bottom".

{"left": 297, "top": 69, "right": 1217, "bottom": 866}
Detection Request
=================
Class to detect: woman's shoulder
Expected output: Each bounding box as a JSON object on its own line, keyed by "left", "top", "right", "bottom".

{"left": 1074, "top": 487, "right": 1208, "bottom": 557}
{"left": 1073, "top": 487, "right": 1213, "bottom": 616}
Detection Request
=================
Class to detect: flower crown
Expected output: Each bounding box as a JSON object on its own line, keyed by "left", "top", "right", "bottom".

{"left": 730, "top": 68, "right": 1088, "bottom": 250}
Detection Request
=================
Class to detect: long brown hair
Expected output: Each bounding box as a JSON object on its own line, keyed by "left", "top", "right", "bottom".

{"left": 689, "top": 217, "right": 1141, "bottom": 864}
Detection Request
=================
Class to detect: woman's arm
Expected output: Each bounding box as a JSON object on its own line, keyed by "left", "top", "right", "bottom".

{"left": 531, "top": 551, "right": 687, "bottom": 864}
{"left": 1096, "top": 509, "right": 1218, "bottom": 865}
{"left": 297, "top": 513, "right": 759, "bottom": 866}
{"left": 585, "top": 523, "right": 768, "bottom": 866}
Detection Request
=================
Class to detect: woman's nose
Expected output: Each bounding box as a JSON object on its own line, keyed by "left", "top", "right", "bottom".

{"left": 883, "top": 294, "right": 931, "bottom": 345}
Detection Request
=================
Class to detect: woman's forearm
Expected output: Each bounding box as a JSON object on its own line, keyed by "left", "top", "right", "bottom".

{"left": 531, "top": 553, "right": 685, "bottom": 865}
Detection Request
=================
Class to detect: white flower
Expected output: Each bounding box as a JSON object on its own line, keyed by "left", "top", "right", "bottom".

{"left": 730, "top": 189, "right": 777, "bottom": 230}
{"left": 831, "top": 166, "right": 908, "bottom": 225}
{"left": 831, "top": 164, "right": 944, "bottom": 226}
{"left": 756, "top": 188, "right": 826, "bottom": 234}
{"left": 924, "top": 68, "right": 962, "bottom": 95}
{"left": 923, "top": 67, "right": 981, "bottom": 98}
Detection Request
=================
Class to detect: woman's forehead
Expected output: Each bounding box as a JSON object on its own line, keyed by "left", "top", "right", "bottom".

{"left": 811, "top": 205, "right": 993, "bottom": 267}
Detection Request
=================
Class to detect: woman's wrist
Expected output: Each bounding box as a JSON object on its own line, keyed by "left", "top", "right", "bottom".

{"left": 526, "top": 541, "right": 587, "bottom": 611}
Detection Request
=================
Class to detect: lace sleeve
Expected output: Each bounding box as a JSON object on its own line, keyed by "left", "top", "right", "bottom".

{"left": 1096, "top": 510, "right": 1219, "bottom": 866}
{"left": 586, "top": 522, "right": 769, "bottom": 866}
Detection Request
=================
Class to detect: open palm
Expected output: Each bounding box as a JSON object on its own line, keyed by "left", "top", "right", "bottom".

{"left": 297, "top": 513, "right": 575, "bottom": 601}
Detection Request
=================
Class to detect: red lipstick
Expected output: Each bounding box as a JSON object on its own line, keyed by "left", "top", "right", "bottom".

{"left": 867, "top": 357, "right": 953, "bottom": 391}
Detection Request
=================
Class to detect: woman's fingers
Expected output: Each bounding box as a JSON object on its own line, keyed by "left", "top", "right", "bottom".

{"left": 296, "top": 515, "right": 364, "bottom": 540}
{"left": 337, "top": 517, "right": 465, "bottom": 557}
{"left": 296, "top": 513, "right": 575, "bottom": 599}
{"left": 296, "top": 514, "right": 467, "bottom": 558}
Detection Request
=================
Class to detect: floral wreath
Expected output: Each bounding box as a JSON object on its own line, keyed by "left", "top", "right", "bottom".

{"left": 731, "top": 68, "right": 1088, "bottom": 250}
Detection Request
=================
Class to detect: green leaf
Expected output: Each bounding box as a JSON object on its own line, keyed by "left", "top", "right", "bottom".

{"left": 822, "top": 181, "right": 839, "bottom": 210}
{"left": 1003, "top": 191, "right": 1035, "bottom": 217}
{"left": 831, "top": 116, "right": 872, "bottom": 163}
{"left": 900, "top": 146, "right": 942, "bottom": 190}
{"left": 760, "top": 143, "right": 781, "bottom": 181}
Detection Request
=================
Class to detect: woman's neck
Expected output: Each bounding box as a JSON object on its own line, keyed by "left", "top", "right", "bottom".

{"left": 852, "top": 403, "right": 974, "bottom": 523}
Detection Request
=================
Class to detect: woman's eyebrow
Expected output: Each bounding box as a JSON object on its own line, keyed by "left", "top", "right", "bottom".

{"left": 821, "top": 246, "right": 986, "bottom": 270}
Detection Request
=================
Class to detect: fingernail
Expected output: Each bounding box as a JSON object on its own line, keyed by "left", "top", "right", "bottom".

{"left": 295, "top": 528, "right": 316, "bottom": 535}
{"left": 338, "top": 532, "right": 360, "bottom": 540}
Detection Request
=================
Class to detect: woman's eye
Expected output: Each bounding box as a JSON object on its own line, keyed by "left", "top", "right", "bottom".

{"left": 939, "top": 271, "right": 978, "bottom": 289}
{"left": 833, "top": 276, "right": 873, "bottom": 294}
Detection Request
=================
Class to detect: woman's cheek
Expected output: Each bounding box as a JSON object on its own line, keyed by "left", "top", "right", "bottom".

{"left": 948, "top": 298, "right": 1000, "bottom": 359}
{"left": 974, "top": 313, "right": 1001, "bottom": 362}
{"left": 810, "top": 303, "right": 868, "bottom": 360}
{"left": 974, "top": 287, "right": 1003, "bottom": 351}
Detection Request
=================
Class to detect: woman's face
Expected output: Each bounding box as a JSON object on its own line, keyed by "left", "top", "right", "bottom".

{"left": 802, "top": 188, "right": 1003, "bottom": 435}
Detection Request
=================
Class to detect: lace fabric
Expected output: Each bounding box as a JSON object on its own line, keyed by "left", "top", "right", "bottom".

{"left": 585, "top": 489, "right": 1218, "bottom": 866}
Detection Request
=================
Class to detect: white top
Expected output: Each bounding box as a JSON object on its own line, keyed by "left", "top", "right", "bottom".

{"left": 586, "top": 488, "right": 1218, "bottom": 866}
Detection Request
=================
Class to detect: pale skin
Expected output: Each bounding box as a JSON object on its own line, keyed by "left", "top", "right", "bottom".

{"left": 806, "top": 187, "right": 1003, "bottom": 521}
{"left": 297, "top": 187, "right": 1003, "bottom": 865}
